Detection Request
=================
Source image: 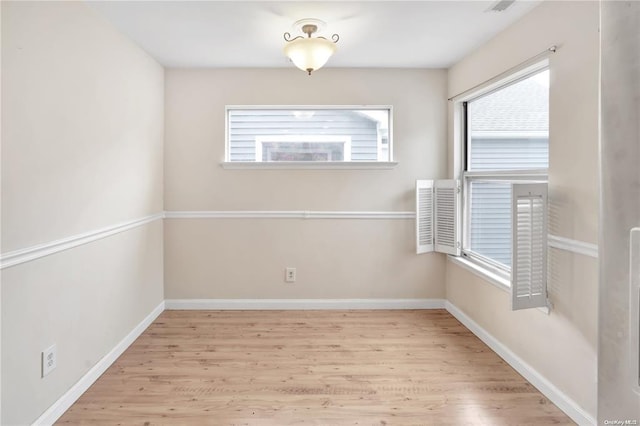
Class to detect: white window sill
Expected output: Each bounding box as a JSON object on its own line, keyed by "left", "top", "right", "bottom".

{"left": 447, "top": 255, "right": 550, "bottom": 315}
{"left": 221, "top": 161, "right": 399, "bottom": 170}
{"left": 448, "top": 255, "right": 510, "bottom": 292}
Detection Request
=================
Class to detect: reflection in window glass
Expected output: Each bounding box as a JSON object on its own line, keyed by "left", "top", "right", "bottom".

{"left": 468, "top": 70, "right": 549, "bottom": 171}
{"left": 227, "top": 108, "right": 391, "bottom": 162}
{"left": 469, "top": 181, "right": 512, "bottom": 268}
{"left": 464, "top": 69, "right": 549, "bottom": 271}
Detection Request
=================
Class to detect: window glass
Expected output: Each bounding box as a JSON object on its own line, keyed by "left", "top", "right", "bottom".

{"left": 463, "top": 69, "right": 549, "bottom": 272}
{"left": 467, "top": 70, "right": 549, "bottom": 171}
{"left": 227, "top": 108, "right": 391, "bottom": 162}
{"left": 469, "top": 181, "right": 512, "bottom": 268}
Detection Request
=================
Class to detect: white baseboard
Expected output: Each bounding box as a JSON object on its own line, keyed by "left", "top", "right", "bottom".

{"left": 165, "top": 298, "right": 446, "bottom": 310}
{"left": 32, "top": 301, "right": 165, "bottom": 426}
{"left": 444, "top": 301, "right": 595, "bottom": 426}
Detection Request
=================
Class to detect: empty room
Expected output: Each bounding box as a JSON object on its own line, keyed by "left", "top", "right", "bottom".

{"left": 1, "top": 0, "right": 638, "bottom": 424}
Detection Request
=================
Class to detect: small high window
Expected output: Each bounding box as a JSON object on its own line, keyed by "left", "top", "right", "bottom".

{"left": 226, "top": 107, "right": 392, "bottom": 163}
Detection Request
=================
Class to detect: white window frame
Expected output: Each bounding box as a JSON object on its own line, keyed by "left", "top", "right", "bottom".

{"left": 453, "top": 61, "right": 550, "bottom": 288}
{"left": 255, "top": 135, "right": 352, "bottom": 162}
{"left": 223, "top": 105, "right": 397, "bottom": 170}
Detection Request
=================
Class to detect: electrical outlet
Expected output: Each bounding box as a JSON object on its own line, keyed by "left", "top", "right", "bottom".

{"left": 285, "top": 267, "right": 296, "bottom": 283}
{"left": 42, "top": 344, "right": 57, "bottom": 377}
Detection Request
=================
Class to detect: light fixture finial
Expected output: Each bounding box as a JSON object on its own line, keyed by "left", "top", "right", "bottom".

{"left": 302, "top": 24, "right": 317, "bottom": 37}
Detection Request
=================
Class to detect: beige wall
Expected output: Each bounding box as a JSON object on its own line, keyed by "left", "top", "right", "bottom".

{"left": 1, "top": 2, "right": 164, "bottom": 424}
{"left": 446, "top": 0, "right": 599, "bottom": 418}
{"left": 2, "top": 223, "right": 164, "bottom": 425}
{"left": 165, "top": 218, "right": 439, "bottom": 299}
{"left": 164, "top": 68, "right": 447, "bottom": 299}
{"left": 2, "top": 2, "right": 164, "bottom": 252}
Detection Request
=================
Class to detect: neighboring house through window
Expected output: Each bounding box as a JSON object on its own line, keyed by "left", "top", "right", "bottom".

{"left": 226, "top": 107, "right": 391, "bottom": 163}
{"left": 461, "top": 68, "right": 549, "bottom": 279}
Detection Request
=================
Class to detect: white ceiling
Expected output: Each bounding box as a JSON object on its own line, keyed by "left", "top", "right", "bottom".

{"left": 87, "top": 1, "right": 542, "bottom": 69}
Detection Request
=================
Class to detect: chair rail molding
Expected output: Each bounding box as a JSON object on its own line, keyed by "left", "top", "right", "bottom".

{"left": 547, "top": 234, "right": 598, "bottom": 258}
{"left": 0, "top": 213, "right": 164, "bottom": 269}
{"left": 164, "top": 210, "right": 415, "bottom": 220}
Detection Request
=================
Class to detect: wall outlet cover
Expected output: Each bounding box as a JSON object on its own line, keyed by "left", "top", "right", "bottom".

{"left": 285, "top": 267, "right": 296, "bottom": 283}
{"left": 42, "top": 344, "right": 57, "bottom": 377}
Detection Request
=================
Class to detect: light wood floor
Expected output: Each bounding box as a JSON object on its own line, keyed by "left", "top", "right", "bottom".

{"left": 57, "top": 310, "right": 573, "bottom": 425}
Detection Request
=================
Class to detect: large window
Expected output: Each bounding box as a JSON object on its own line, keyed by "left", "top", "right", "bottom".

{"left": 226, "top": 107, "right": 391, "bottom": 163}
{"left": 462, "top": 68, "right": 549, "bottom": 277}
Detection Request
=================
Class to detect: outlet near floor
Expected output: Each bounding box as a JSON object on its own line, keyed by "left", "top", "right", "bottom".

{"left": 42, "top": 344, "right": 57, "bottom": 377}
{"left": 285, "top": 267, "right": 296, "bottom": 283}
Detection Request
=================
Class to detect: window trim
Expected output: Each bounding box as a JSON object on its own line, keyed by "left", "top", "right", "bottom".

{"left": 452, "top": 59, "right": 549, "bottom": 104}
{"left": 220, "top": 161, "right": 398, "bottom": 170}
{"left": 224, "top": 105, "right": 394, "bottom": 167}
{"left": 449, "top": 254, "right": 510, "bottom": 290}
{"left": 454, "top": 62, "right": 550, "bottom": 283}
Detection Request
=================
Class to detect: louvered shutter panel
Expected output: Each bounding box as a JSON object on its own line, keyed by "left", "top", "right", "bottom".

{"left": 434, "top": 180, "right": 461, "bottom": 256}
{"left": 416, "top": 180, "right": 434, "bottom": 254}
{"left": 511, "top": 183, "right": 548, "bottom": 310}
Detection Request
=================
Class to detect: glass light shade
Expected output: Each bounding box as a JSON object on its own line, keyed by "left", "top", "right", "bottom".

{"left": 284, "top": 37, "right": 337, "bottom": 74}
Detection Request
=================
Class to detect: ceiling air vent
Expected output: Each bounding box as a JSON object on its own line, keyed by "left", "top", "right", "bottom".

{"left": 487, "top": 0, "right": 516, "bottom": 12}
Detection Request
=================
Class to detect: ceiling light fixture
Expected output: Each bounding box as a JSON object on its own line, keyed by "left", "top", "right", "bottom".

{"left": 283, "top": 19, "right": 339, "bottom": 75}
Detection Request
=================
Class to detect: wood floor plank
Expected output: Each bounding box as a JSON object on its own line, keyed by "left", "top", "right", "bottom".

{"left": 57, "top": 310, "right": 574, "bottom": 425}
